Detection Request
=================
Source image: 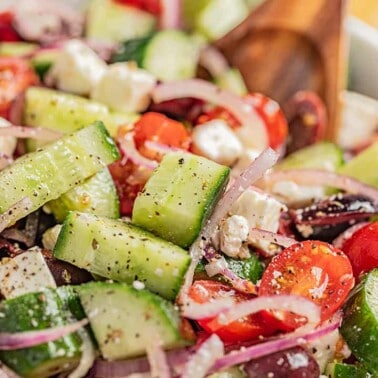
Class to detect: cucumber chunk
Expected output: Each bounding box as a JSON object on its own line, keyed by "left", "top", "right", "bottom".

{"left": 338, "top": 142, "right": 378, "bottom": 188}
{"left": 24, "top": 86, "right": 138, "bottom": 141}
{"left": 54, "top": 212, "right": 190, "bottom": 300}
{"left": 46, "top": 167, "right": 119, "bottom": 222}
{"left": 275, "top": 142, "right": 344, "bottom": 171}
{"left": 132, "top": 152, "right": 230, "bottom": 248}
{"left": 0, "top": 289, "right": 83, "bottom": 378}
{"left": 326, "top": 362, "right": 372, "bottom": 378}
{"left": 86, "top": 0, "right": 156, "bottom": 43}
{"left": 31, "top": 49, "right": 60, "bottom": 80}
{"left": 0, "top": 42, "right": 37, "bottom": 57}
{"left": 0, "top": 121, "right": 119, "bottom": 222}
{"left": 77, "top": 281, "right": 189, "bottom": 360}
{"left": 340, "top": 268, "right": 378, "bottom": 374}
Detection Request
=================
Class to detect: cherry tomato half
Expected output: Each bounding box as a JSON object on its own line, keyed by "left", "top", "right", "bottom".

{"left": 188, "top": 280, "right": 278, "bottom": 343}
{"left": 197, "top": 93, "right": 288, "bottom": 150}
{"left": 113, "top": 0, "right": 161, "bottom": 15}
{"left": 341, "top": 221, "right": 378, "bottom": 279}
{"left": 259, "top": 241, "right": 354, "bottom": 323}
{"left": 133, "top": 112, "right": 191, "bottom": 159}
{"left": 0, "top": 57, "right": 38, "bottom": 119}
{"left": 0, "top": 12, "right": 20, "bottom": 42}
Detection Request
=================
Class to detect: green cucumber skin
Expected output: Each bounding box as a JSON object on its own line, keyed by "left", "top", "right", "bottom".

{"left": 77, "top": 281, "right": 188, "bottom": 360}
{"left": 326, "top": 362, "right": 373, "bottom": 378}
{"left": 275, "top": 142, "right": 344, "bottom": 171}
{"left": 0, "top": 122, "right": 119, "bottom": 219}
{"left": 47, "top": 167, "right": 120, "bottom": 222}
{"left": 340, "top": 269, "right": 378, "bottom": 374}
{"left": 54, "top": 212, "right": 191, "bottom": 300}
{"left": 338, "top": 142, "right": 378, "bottom": 188}
{"left": 0, "top": 290, "right": 82, "bottom": 378}
{"left": 132, "top": 152, "right": 230, "bottom": 248}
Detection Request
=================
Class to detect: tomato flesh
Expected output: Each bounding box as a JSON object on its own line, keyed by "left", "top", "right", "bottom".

{"left": 0, "top": 57, "right": 38, "bottom": 119}
{"left": 113, "top": 0, "right": 161, "bottom": 15}
{"left": 188, "top": 280, "right": 278, "bottom": 343}
{"left": 197, "top": 93, "right": 288, "bottom": 150}
{"left": 259, "top": 241, "right": 354, "bottom": 323}
{"left": 341, "top": 221, "right": 378, "bottom": 279}
{"left": 0, "top": 12, "right": 20, "bottom": 42}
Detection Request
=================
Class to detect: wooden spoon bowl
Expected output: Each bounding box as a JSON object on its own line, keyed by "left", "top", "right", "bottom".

{"left": 214, "top": 0, "right": 348, "bottom": 141}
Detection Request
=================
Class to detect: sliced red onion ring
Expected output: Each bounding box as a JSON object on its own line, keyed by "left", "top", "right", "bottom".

{"left": 265, "top": 169, "right": 378, "bottom": 204}
{"left": 332, "top": 221, "right": 370, "bottom": 249}
{"left": 118, "top": 133, "right": 158, "bottom": 170}
{"left": 0, "top": 125, "right": 62, "bottom": 140}
{"left": 214, "top": 295, "right": 320, "bottom": 329}
{"left": 179, "top": 148, "right": 278, "bottom": 300}
{"left": 160, "top": 0, "right": 181, "bottom": 30}
{"left": 146, "top": 339, "right": 171, "bottom": 378}
{"left": 68, "top": 329, "right": 96, "bottom": 378}
{"left": 8, "top": 94, "right": 25, "bottom": 126}
{"left": 209, "top": 316, "right": 341, "bottom": 373}
{"left": 181, "top": 297, "right": 234, "bottom": 320}
{"left": 0, "top": 197, "right": 33, "bottom": 233}
{"left": 0, "top": 318, "right": 88, "bottom": 350}
{"left": 199, "top": 46, "right": 230, "bottom": 78}
{"left": 152, "top": 79, "right": 268, "bottom": 149}
{"left": 248, "top": 228, "right": 297, "bottom": 252}
{"left": 144, "top": 140, "right": 183, "bottom": 155}
{"left": 181, "top": 334, "right": 224, "bottom": 378}
{"left": 0, "top": 363, "right": 19, "bottom": 378}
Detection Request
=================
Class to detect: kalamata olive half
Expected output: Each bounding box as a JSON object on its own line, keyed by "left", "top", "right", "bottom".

{"left": 290, "top": 194, "right": 378, "bottom": 242}
{"left": 244, "top": 346, "right": 320, "bottom": 378}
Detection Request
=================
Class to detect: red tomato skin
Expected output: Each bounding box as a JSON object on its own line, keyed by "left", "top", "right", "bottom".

{"left": 0, "top": 12, "right": 20, "bottom": 42}
{"left": 113, "top": 0, "right": 161, "bottom": 15}
{"left": 188, "top": 280, "right": 278, "bottom": 343}
{"left": 259, "top": 241, "right": 354, "bottom": 323}
{"left": 341, "top": 221, "right": 378, "bottom": 279}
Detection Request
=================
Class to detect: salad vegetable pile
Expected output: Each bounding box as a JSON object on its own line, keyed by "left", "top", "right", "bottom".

{"left": 0, "top": 0, "right": 377, "bottom": 377}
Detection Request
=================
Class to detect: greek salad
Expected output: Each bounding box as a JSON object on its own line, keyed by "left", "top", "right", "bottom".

{"left": 0, "top": 1, "right": 377, "bottom": 377}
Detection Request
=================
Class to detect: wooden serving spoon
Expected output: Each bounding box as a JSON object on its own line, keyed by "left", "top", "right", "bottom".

{"left": 214, "top": 0, "right": 348, "bottom": 141}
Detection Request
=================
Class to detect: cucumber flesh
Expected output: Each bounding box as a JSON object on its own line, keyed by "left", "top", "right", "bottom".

{"left": 142, "top": 30, "right": 200, "bottom": 81}
{"left": 53, "top": 212, "right": 190, "bottom": 300}
{"left": 31, "top": 49, "right": 60, "bottom": 80}
{"left": 325, "top": 362, "right": 372, "bottom": 378}
{"left": 338, "top": 142, "right": 378, "bottom": 188}
{"left": 275, "top": 141, "right": 344, "bottom": 171}
{"left": 23, "top": 86, "right": 138, "bottom": 144}
{"left": 77, "top": 281, "right": 189, "bottom": 360}
{"left": 340, "top": 268, "right": 378, "bottom": 374}
{"left": 0, "top": 289, "right": 83, "bottom": 378}
{"left": 0, "top": 42, "right": 37, "bottom": 56}
{"left": 0, "top": 121, "right": 119, "bottom": 221}
{"left": 214, "top": 68, "right": 248, "bottom": 96}
{"left": 46, "top": 167, "right": 119, "bottom": 222}
{"left": 132, "top": 152, "right": 230, "bottom": 248}
{"left": 86, "top": 0, "right": 156, "bottom": 43}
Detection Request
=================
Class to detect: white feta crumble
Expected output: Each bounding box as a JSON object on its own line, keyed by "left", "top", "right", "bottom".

{"left": 91, "top": 62, "right": 157, "bottom": 113}
{"left": 47, "top": 39, "right": 107, "bottom": 95}
{"left": 155, "top": 268, "right": 163, "bottom": 277}
{"left": 271, "top": 180, "right": 325, "bottom": 205}
{"left": 191, "top": 120, "right": 243, "bottom": 166}
{"left": 220, "top": 215, "right": 250, "bottom": 258}
{"left": 286, "top": 351, "right": 309, "bottom": 369}
{"left": 231, "top": 188, "right": 287, "bottom": 250}
{"left": 42, "top": 224, "right": 62, "bottom": 250}
{"left": 0, "top": 250, "right": 56, "bottom": 299}
{"left": 132, "top": 280, "right": 145, "bottom": 290}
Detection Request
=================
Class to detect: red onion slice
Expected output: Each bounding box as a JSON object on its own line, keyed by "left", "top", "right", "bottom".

{"left": 146, "top": 339, "right": 171, "bottom": 378}
{"left": 118, "top": 133, "right": 158, "bottom": 170}
{"left": 248, "top": 228, "right": 297, "bottom": 254}
{"left": 181, "top": 334, "right": 224, "bottom": 378}
{"left": 265, "top": 169, "right": 378, "bottom": 204}
{"left": 160, "top": 0, "right": 181, "bottom": 30}
{"left": 0, "top": 197, "right": 33, "bottom": 233}
{"left": 0, "top": 363, "right": 19, "bottom": 378}
{"left": 0, "top": 318, "right": 88, "bottom": 350}
{"left": 199, "top": 46, "right": 229, "bottom": 78}
{"left": 209, "top": 316, "right": 341, "bottom": 373}
{"left": 152, "top": 79, "right": 268, "bottom": 149}
{"left": 181, "top": 297, "right": 234, "bottom": 320}
{"left": 0, "top": 125, "right": 62, "bottom": 140}
{"left": 214, "top": 295, "right": 320, "bottom": 329}
{"left": 144, "top": 140, "right": 183, "bottom": 155}
{"left": 179, "top": 148, "right": 278, "bottom": 301}
{"left": 332, "top": 221, "right": 370, "bottom": 249}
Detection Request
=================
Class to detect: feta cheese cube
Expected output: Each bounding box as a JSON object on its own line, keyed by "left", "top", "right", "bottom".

{"left": 48, "top": 39, "right": 107, "bottom": 95}
{"left": 91, "top": 62, "right": 157, "bottom": 113}
{"left": 220, "top": 215, "right": 250, "bottom": 258}
{"left": 231, "top": 188, "right": 287, "bottom": 250}
{"left": 0, "top": 250, "right": 56, "bottom": 299}
{"left": 191, "top": 120, "right": 243, "bottom": 166}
